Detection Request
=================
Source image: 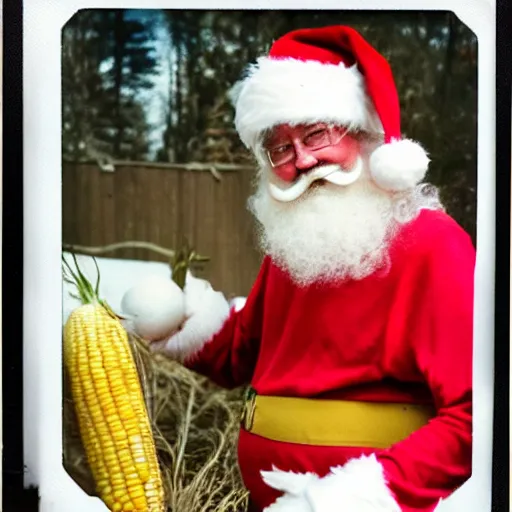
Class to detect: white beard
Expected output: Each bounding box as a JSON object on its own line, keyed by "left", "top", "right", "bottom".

{"left": 248, "top": 170, "right": 402, "bottom": 287}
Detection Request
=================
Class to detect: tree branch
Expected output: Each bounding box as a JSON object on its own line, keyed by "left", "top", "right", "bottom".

{"left": 62, "top": 241, "right": 209, "bottom": 262}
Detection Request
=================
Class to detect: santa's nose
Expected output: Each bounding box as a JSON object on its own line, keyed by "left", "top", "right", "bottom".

{"left": 294, "top": 146, "right": 318, "bottom": 170}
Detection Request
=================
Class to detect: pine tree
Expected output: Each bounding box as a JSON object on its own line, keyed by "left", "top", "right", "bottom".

{"left": 62, "top": 9, "right": 159, "bottom": 162}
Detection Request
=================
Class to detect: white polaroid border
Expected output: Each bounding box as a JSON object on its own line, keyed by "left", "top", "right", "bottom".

{"left": 23, "top": 1, "right": 496, "bottom": 511}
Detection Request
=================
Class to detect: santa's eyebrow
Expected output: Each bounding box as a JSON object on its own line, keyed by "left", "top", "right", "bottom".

{"left": 263, "top": 135, "right": 289, "bottom": 149}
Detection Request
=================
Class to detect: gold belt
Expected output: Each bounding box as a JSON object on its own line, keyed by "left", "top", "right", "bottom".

{"left": 241, "top": 391, "right": 435, "bottom": 448}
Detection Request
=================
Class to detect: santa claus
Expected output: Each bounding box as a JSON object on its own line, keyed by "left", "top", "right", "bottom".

{"left": 121, "top": 26, "right": 474, "bottom": 512}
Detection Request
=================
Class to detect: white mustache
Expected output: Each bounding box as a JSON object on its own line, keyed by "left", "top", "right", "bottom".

{"left": 268, "top": 157, "right": 363, "bottom": 203}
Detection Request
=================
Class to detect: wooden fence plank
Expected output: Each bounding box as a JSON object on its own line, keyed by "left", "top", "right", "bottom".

{"left": 194, "top": 170, "right": 218, "bottom": 286}
{"left": 101, "top": 171, "right": 116, "bottom": 246}
{"left": 115, "top": 166, "right": 137, "bottom": 260}
{"left": 180, "top": 165, "right": 197, "bottom": 250}
{"left": 88, "top": 167, "right": 102, "bottom": 246}
{"left": 62, "top": 162, "right": 77, "bottom": 244}
{"left": 134, "top": 167, "right": 149, "bottom": 261}
{"left": 76, "top": 164, "right": 92, "bottom": 247}
{"left": 162, "top": 167, "right": 181, "bottom": 263}
{"left": 145, "top": 168, "right": 162, "bottom": 262}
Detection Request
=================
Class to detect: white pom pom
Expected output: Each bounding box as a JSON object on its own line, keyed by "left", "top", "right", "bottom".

{"left": 369, "top": 139, "right": 429, "bottom": 191}
{"left": 121, "top": 275, "right": 186, "bottom": 341}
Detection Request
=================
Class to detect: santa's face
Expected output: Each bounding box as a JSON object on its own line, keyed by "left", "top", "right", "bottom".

{"left": 249, "top": 124, "right": 400, "bottom": 286}
{"left": 264, "top": 122, "right": 360, "bottom": 180}
{"left": 262, "top": 123, "right": 364, "bottom": 202}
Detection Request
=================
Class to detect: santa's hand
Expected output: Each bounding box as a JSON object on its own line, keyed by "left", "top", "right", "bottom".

{"left": 261, "top": 455, "right": 401, "bottom": 512}
{"left": 121, "top": 272, "right": 230, "bottom": 362}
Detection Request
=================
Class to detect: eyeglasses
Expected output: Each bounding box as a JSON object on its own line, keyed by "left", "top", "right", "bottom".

{"left": 265, "top": 124, "right": 350, "bottom": 168}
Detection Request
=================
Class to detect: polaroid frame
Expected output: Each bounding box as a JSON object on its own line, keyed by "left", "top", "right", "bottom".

{"left": 9, "top": 0, "right": 507, "bottom": 511}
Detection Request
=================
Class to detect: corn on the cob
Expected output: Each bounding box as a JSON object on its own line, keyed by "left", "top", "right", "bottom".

{"left": 63, "top": 254, "right": 165, "bottom": 512}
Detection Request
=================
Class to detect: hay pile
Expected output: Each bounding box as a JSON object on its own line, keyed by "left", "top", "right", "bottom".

{"left": 63, "top": 333, "right": 250, "bottom": 512}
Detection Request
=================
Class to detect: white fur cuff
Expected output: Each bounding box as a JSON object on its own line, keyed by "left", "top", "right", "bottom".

{"left": 262, "top": 454, "right": 400, "bottom": 512}
{"left": 150, "top": 274, "right": 231, "bottom": 362}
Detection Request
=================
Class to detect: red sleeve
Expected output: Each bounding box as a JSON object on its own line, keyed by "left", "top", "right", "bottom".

{"left": 184, "top": 257, "right": 271, "bottom": 389}
{"left": 378, "top": 217, "right": 475, "bottom": 509}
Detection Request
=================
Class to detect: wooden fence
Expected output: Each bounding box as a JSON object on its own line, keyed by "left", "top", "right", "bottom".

{"left": 62, "top": 160, "right": 264, "bottom": 297}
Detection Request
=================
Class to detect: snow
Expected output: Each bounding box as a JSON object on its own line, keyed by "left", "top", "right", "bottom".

{"left": 62, "top": 252, "right": 175, "bottom": 324}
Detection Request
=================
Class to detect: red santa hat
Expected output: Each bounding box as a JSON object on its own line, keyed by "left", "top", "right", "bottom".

{"left": 229, "top": 25, "right": 430, "bottom": 191}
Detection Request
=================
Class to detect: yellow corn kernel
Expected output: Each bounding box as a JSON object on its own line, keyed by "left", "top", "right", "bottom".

{"left": 133, "top": 496, "right": 148, "bottom": 510}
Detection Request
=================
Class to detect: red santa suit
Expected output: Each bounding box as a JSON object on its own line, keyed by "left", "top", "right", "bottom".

{"left": 174, "top": 207, "right": 474, "bottom": 512}
{"left": 121, "top": 25, "right": 474, "bottom": 512}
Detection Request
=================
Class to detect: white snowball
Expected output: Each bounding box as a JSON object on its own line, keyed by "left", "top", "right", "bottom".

{"left": 120, "top": 275, "right": 186, "bottom": 341}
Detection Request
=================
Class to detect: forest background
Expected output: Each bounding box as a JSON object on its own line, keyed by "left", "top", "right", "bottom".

{"left": 61, "top": 9, "right": 478, "bottom": 298}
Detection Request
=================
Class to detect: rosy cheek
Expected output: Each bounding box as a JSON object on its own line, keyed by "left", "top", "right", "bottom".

{"left": 272, "top": 165, "right": 297, "bottom": 183}
{"left": 344, "top": 139, "right": 361, "bottom": 165}
{"left": 326, "top": 137, "right": 360, "bottom": 167}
